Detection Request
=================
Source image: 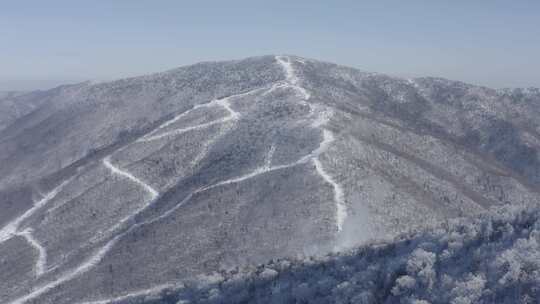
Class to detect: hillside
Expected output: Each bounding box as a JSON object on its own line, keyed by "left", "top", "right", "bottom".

{"left": 1, "top": 55, "right": 540, "bottom": 303}
{"left": 126, "top": 206, "right": 540, "bottom": 304}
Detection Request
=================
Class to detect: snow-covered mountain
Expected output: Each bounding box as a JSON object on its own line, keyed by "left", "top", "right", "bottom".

{"left": 1, "top": 55, "right": 540, "bottom": 303}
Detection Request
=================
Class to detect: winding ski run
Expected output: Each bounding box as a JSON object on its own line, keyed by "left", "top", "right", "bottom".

{"left": 0, "top": 179, "right": 72, "bottom": 278}
{"left": 275, "top": 55, "right": 347, "bottom": 232}
{"left": 5, "top": 81, "right": 263, "bottom": 304}
{"left": 5, "top": 55, "right": 347, "bottom": 304}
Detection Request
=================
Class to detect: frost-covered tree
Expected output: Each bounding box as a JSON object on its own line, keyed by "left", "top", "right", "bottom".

{"left": 119, "top": 206, "right": 540, "bottom": 304}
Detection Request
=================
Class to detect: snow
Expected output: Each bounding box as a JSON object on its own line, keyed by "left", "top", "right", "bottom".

{"left": 140, "top": 100, "right": 220, "bottom": 141}
{"left": 136, "top": 130, "right": 344, "bottom": 230}
{"left": 314, "top": 150, "right": 346, "bottom": 232}
{"left": 141, "top": 118, "right": 231, "bottom": 142}
{"left": 92, "top": 156, "right": 160, "bottom": 242}
{"left": 275, "top": 55, "right": 347, "bottom": 232}
{"left": 215, "top": 96, "right": 241, "bottom": 120}
{"left": 7, "top": 235, "right": 120, "bottom": 304}
{"left": 19, "top": 228, "right": 47, "bottom": 276}
{"left": 103, "top": 156, "right": 158, "bottom": 200}
{"left": 310, "top": 105, "right": 332, "bottom": 128}
{"left": 139, "top": 94, "right": 244, "bottom": 142}
{"left": 171, "top": 207, "right": 540, "bottom": 304}
{"left": 5, "top": 57, "right": 350, "bottom": 303}
{"left": 264, "top": 145, "right": 276, "bottom": 168}
{"left": 198, "top": 142, "right": 311, "bottom": 193}
{"left": 275, "top": 56, "right": 311, "bottom": 100}
{"left": 138, "top": 86, "right": 263, "bottom": 142}
{"left": 0, "top": 179, "right": 71, "bottom": 244}
{"left": 0, "top": 179, "right": 74, "bottom": 282}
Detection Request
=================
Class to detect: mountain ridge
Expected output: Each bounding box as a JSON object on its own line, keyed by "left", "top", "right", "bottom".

{"left": 12, "top": 55, "right": 540, "bottom": 96}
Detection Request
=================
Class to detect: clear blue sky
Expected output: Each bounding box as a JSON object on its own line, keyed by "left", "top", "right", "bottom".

{"left": 1, "top": 1, "right": 539, "bottom": 90}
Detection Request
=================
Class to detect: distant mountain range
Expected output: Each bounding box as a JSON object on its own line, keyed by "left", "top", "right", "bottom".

{"left": 1, "top": 55, "right": 540, "bottom": 303}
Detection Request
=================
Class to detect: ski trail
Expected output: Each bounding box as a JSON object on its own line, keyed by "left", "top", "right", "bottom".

{"left": 138, "top": 87, "right": 262, "bottom": 142}
{"left": 275, "top": 55, "right": 347, "bottom": 232}
{"left": 275, "top": 56, "right": 311, "bottom": 100}
{"left": 0, "top": 179, "right": 71, "bottom": 244}
{"left": 7, "top": 235, "right": 120, "bottom": 304}
{"left": 201, "top": 126, "right": 335, "bottom": 193}
{"left": 140, "top": 119, "right": 227, "bottom": 142}
{"left": 141, "top": 100, "right": 220, "bottom": 140}
{"left": 200, "top": 167, "right": 270, "bottom": 192}
{"left": 171, "top": 131, "right": 337, "bottom": 219}
{"left": 313, "top": 158, "right": 346, "bottom": 231}
{"left": 95, "top": 156, "right": 159, "bottom": 241}
{"left": 103, "top": 156, "right": 158, "bottom": 200}
{"left": 264, "top": 145, "right": 276, "bottom": 168}
{"left": 117, "top": 125, "right": 341, "bottom": 251}
{"left": 139, "top": 95, "right": 240, "bottom": 142}
{"left": 0, "top": 179, "right": 73, "bottom": 278}
{"left": 19, "top": 229, "right": 47, "bottom": 276}
{"left": 198, "top": 145, "right": 284, "bottom": 193}
{"left": 215, "top": 95, "right": 240, "bottom": 120}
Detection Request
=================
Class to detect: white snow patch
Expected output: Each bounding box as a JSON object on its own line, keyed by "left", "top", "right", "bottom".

{"left": 141, "top": 118, "right": 231, "bottom": 142}
{"left": 310, "top": 105, "right": 333, "bottom": 128}
{"left": 216, "top": 96, "right": 240, "bottom": 120}
{"left": 407, "top": 78, "right": 418, "bottom": 88}
{"left": 261, "top": 82, "right": 288, "bottom": 96}
{"left": 276, "top": 56, "right": 311, "bottom": 100}
{"left": 200, "top": 128, "right": 335, "bottom": 193}
{"left": 7, "top": 235, "right": 120, "bottom": 304}
{"left": 19, "top": 228, "right": 47, "bottom": 276}
{"left": 95, "top": 156, "right": 159, "bottom": 241}
{"left": 138, "top": 86, "right": 260, "bottom": 142}
{"left": 103, "top": 156, "right": 158, "bottom": 200}
{"left": 192, "top": 146, "right": 282, "bottom": 194}
{"left": 140, "top": 100, "right": 220, "bottom": 141}
{"left": 264, "top": 145, "right": 276, "bottom": 168}
{"left": 314, "top": 158, "right": 346, "bottom": 232}
{"left": 275, "top": 55, "right": 348, "bottom": 233}
{"left": 295, "top": 128, "right": 334, "bottom": 164}
{"left": 0, "top": 179, "right": 72, "bottom": 244}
